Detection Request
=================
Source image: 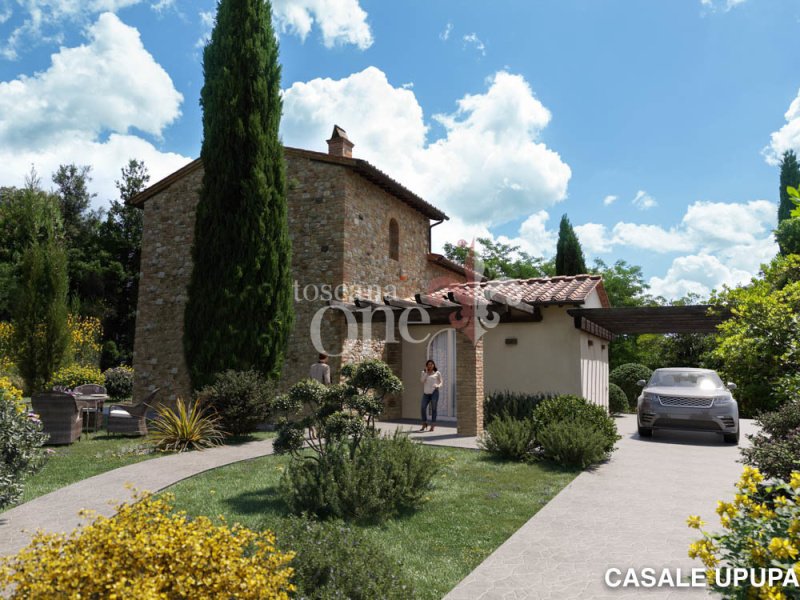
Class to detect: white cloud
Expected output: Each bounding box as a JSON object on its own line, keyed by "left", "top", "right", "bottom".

{"left": 196, "top": 10, "right": 214, "bottom": 48}
{"left": 440, "top": 22, "right": 452, "bottom": 41}
{"left": 282, "top": 67, "right": 571, "bottom": 227}
{"left": 0, "top": 12, "right": 190, "bottom": 201}
{"left": 510, "top": 210, "right": 558, "bottom": 257}
{"left": 610, "top": 223, "right": 691, "bottom": 253}
{"left": 463, "top": 32, "right": 486, "bottom": 56}
{"left": 575, "top": 223, "right": 613, "bottom": 255}
{"left": 272, "top": 0, "right": 373, "bottom": 49}
{"left": 700, "top": 0, "right": 748, "bottom": 12}
{"left": 765, "top": 88, "right": 800, "bottom": 165}
{"left": 632, "top": 189, "right": 657, "bottom": 210}
{"left": 649, "top": 253, "right": 752, "bottom": 299}
{"left": 603, "top": 194, "right": 617, "bottom": 206}
{"left": 150, "top": 0, "right": 175, "bottom": 12}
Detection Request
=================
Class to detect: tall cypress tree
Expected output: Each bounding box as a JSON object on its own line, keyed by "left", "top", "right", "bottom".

{"left": 184, "top": 0, "right": 293, "bottom": 389}
{"left": 555, "top": 214, "right": 587, "bottom": 276}
{"left": 779, "top": 150, "right": 800, "bottom": 225}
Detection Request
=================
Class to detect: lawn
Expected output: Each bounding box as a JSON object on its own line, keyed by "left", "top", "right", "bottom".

{"left": 13, "top": 430, "right": 274, "bottom": 507}
{"left": 165, "top": 447, "right": 578, "bottom": 600}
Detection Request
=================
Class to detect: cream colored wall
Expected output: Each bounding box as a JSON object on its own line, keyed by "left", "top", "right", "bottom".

{"left": 400, "top": 324, "right": 452, "bottom": 419}
{"left": 483, "top": 309, "right": 583, "bottom": 398}
{"left": 580, "top": 332, "right": 609, "bottom": 409}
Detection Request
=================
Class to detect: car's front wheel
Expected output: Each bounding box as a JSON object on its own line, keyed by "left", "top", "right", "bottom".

{"left": 723, "top": 428, "right": 739, "bottom": 445}
{"left": 638, "top": 425, "right": 652, "bottom": 438}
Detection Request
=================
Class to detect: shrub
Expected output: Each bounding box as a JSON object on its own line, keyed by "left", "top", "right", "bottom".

{"left": 776, "top": 217, "right": 800, "bottom": 256}
{"left": 537, "top": 420, "right": 608, "bottom": 468}
{"left": 687, "top": 467, "right": 800, "bottom": 598}
{"left": 608, "top": 383, "right": 629, "bottom": 415}
{"left": 50, "top": 364, "right": 103, "bottom": 390}
{"left": 0, "top": 322, "right": 13, "bottom": 373}
{"left": 741, "top": 400, "right": 800, "bottom": 480}
{"left": 199, "top": 370, "right": 274, "bottom": 436}
{"left": 533, "top": 394, "right": 620, "bottom": 455}
{"left": 66, "top": 314, "right": 101, "bottom": 367}
{"left": 103, "top": 365, "right": 134, "bottom": 401}
{"left": 0, "top": 490, "right": 295, "bottom": 598}
{"left": 150, "top": 398, "right": 225, "bottom": 453}
{"left": 281, "top": 432, "right": 438, "bottom": 523}
{"left": 0, "top": 376, "right": 23, "bottom": 407}
{"left": 484, "top": 390, "right": 553, "bottom": 425}
{"left": 276, "top": 516, "right": 415, "bottom": 599}
{"left": 478, "top": 413, "right": 536, "bottom": 461}
{"left": 0, "top": 389, "right": 48, "bottom": 509}
{"left": 610, "top": 363, "right": 652, "bottom": 408}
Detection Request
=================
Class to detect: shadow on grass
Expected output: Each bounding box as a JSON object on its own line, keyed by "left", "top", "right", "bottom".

{"left": 474, "top": 451, "right": 587, "bottom": 475}
{"left": 223, "top": 486, "right": 288, "bottom": 517}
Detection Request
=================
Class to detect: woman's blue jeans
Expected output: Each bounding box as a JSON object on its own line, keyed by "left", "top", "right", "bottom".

{"left": 421, "top": 389, "right": 439, "bottom": 424}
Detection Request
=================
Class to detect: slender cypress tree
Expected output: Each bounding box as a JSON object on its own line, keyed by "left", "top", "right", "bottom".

{"left": 779, "top": 150, "right": 800, "bottom": 225}
{"left": 555, "top": 214, "right": 587, "bottom": 276}
{"left": 184, "top": 0, "right": 293, "bottom": 389}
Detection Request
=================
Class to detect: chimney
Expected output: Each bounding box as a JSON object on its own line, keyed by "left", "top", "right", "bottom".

{"left": 326, "top": 125, "right": 354, "bottom": 158}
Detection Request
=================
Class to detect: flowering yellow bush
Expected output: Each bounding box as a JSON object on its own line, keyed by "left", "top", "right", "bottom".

{"left": 0, "top": 376, "right": 24, "bottom": 412}
{"left": 688, "top": 466, "right": 800, "bottom": 599}
{"left": 0, "top": 322, "right": 13, "bottom": 372}
{"left": 0, "top": 490, "right": 296, "bottom": 599}
{"left": 67, "top": 314, "right": 101, "bottom": 366}
{"left": 50, "top": 364, "right": 103, "bottom": 390}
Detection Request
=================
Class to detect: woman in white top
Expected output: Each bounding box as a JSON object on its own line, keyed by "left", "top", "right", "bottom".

{"left": 420, "top": 359, "right": 443, "bottom": 432}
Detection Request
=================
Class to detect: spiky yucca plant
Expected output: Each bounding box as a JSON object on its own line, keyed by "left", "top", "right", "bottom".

{"left": 151, "top": 398, "right": 225, "bottom": 453}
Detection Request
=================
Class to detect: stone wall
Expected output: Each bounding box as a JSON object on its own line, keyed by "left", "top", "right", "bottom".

{"left": 456, "top": 333, "right": 484, "bottom": 436}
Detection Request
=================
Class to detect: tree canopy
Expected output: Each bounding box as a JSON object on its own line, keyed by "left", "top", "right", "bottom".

{"left": 555, "top": 214, "right": 587, "bottom": 276}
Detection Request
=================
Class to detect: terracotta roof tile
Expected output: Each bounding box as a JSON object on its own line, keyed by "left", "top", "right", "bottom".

{"left": 418, "top": 274, "right": 609, "bottom": 308}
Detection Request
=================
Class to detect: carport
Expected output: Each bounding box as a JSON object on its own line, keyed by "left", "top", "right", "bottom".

{"left": 567, "top": 305, "right": 732, "bottom": 337}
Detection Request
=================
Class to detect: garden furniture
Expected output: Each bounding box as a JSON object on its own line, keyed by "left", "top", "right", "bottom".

{"left": 107, "top": 388, "right": 159, "bottom": 436}
{"left": 30, "top": 392, "right": 82, "bottom": 445}
{"left": 74, "top": 386, "right": 109, "bottom": 433}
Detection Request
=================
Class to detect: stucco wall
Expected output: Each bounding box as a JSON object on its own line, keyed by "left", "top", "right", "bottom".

{"left": 580, "top": 331, "right": 609, "bottom": 409}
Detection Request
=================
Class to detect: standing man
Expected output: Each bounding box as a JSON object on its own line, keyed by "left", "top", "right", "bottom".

{"left": 309, "top": 353, "right": 331, "bottom": 385}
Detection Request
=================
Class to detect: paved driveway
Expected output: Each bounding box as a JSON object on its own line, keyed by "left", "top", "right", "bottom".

{"left": 445, "top": 414, "right": 757, "bottom": 600}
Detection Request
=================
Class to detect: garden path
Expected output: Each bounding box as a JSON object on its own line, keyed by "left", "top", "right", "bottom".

{"left": 444, "top": 414, "right": 758, "bottom": 600}
{"left": 0, "top": 422, "right": 473, "bottom": 558}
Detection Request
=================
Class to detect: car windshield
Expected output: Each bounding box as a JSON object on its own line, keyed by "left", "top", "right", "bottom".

{"left": 648, "top": 370, "right": 724, "bottom": 390}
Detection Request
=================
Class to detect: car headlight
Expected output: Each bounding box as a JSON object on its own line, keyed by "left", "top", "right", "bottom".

{"left": 713, "top": 395, "right": 732, "bottom": 406}
{"left": 641, "top": 392, "right": 658, "bottom": 403}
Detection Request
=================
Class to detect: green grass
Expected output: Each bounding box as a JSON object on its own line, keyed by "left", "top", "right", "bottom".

{"left": 165, "top": 447, "right": 578, "bottom": 600}
{"left": 13, "top": 430, "right": 274, "bottom": 507}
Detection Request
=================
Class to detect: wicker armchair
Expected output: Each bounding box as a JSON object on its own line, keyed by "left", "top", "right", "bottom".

{"left": 31, "top": 392, "right": 82, "bottom": 445}
{"left": 107, "top": 388, "right": 158, "bottom": 436}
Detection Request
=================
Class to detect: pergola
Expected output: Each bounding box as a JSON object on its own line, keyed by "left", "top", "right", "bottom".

{"left": 567, "top": 305, "right": 732, "bottom": 337}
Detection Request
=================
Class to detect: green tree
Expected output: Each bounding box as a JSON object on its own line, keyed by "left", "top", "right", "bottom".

{"left": 555, "top": 214, "right": 587, "bottom": 276}
{"left": 443, "top": 238, "right": 553, "bottom": 279}
{"left": 591, "top": 258, "right": 651, "bottom": 307}
{"left": 11, "top": 184, "right": 70, "bottom": 393}
{"left": 779, "top": 150, "right": 800, "bottom": 226}
{"left": 97, "top": 159, "right": 149, "bottom": 367}
{"left": 184, "top": 0, "right": 293, "bottom": 389}
{"left": 711, "top": 255, "right": 800, "bottom": 416}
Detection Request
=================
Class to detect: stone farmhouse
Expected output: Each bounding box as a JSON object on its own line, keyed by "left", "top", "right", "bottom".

{"left": 130, "top": 126, "right": 612, "bottom": 436}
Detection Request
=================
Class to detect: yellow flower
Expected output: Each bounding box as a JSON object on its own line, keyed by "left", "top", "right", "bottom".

{"left": 790, "top": 472, "right": 800, "bottom": 491}
{"left": 687, "top": 515, "right": 706, "bottom": 529}
{"left": 768, "top": 537, "right": 799, "bottom": 560}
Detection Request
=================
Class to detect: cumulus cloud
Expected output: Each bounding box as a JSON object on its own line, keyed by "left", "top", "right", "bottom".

{"left": 632, "top": 189, "right": 657, "bottom": 210}
{"left": 765, "top": 88, "right": 800, "bottom": 165}
{"left": 575, "top": 223, "right": 613, "bottom": 255}
{"left": 282, "top": 67, "right": 571, "bottom": 227}
{"left": 272, "top": 0, "right": 373, "bottom": 49}
{"left": 510, "top": 210, "right": 558, "bottom": 257}
{"left": 0, "top": 12, "right": 190, "bottom": 201}
{"left": 603, "top": 194, "right": 617, "bottom": 206}
{"left": 649, "top": 254, "right": 752, "bottom": 299}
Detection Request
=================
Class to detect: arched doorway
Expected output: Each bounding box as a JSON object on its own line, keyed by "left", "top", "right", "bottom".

{"left": 427, "top": 328, "right": 457, "bottom": 421}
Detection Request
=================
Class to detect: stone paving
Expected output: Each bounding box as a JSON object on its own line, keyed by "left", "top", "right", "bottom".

{"left": 445, "top": 414, "right": 757, "bottom": 600}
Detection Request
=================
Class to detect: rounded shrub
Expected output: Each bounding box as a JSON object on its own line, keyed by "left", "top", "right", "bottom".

{"left": 50, "top": 364, "right": 103, "bottom": 390}
{"left": 776, "top": 217, "right": 800, "bottom": 255}
{"left": 741, "top": 400, "right": 800, "bottom": 480}
{"left": 609, "top": 363, "right": 652, "bottom": 408}
{"left": 277, "top": 516, "right": 415, "bottom": 599}
{"left": 478, "top": 414, "right": 536, "bottom": 461}
{"left": 103, "top": 366, "right": 134, "bottom": 401}
{"left": 484, "top": 391, "right": 553, "bottom": 425}
{"left": 199, "top": 370, "right": 274, "bottom": 436}
{"left": 0, "top": 491, "right": 295, "bottom": 598}
{"left": 0, "top": 389, "right": 48, "bottom": 509}
{"left": 533, "top": 394, "right": 619, "bottom": 455}
{"left": 608, "top": 383, "right": 629, "bottom": 415}
{"left": 281, "top": 432, "right": 438, "bottom": 523}
{"left": 536, "top": 420, "right": 608, "bottom": 468}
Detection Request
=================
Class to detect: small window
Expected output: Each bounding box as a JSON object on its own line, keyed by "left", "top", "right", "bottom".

{"left": 389, "top": 219, "right": 399, "bottom": 260}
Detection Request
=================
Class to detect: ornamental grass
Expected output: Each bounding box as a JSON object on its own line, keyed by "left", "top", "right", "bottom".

{"left": 0, "top": 490, "right": 295, "bottom": 599}
{"left": 151, "top": 398, "right": 225, "bottom": 453}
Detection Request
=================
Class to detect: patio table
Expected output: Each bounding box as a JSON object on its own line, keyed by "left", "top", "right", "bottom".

{"left": 74, "top": 394, "right": 109, "bottom": 433}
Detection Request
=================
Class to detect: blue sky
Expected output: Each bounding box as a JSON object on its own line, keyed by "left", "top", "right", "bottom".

{"left": 1, "top": 0, "right": 798, "bottom": 299}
